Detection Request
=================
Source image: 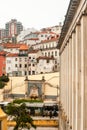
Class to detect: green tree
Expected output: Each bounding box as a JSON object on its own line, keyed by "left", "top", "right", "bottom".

{"left": 0, "top": 74, "right": 9, "bottom": 89}
{"left": 6, "top": 103, "right": 36, "bottom": 130}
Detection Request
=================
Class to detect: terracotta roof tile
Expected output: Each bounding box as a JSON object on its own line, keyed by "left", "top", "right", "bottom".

{"left": 19, "top": 44, "right": 28, "bottom": 50}
{"left": 6, "top": 53, "right": 18, "bottom": 57}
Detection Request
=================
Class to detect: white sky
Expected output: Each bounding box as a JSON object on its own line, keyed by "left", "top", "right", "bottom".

{"left": 0, "top": 0, "right": 70, "bottom": 30}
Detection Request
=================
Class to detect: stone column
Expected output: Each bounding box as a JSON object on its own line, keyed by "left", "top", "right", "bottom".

{"left": 72, "top": 30, "right": 76, "bottom": 130}
{"left": 66, "top": 42, "right": 69, "bottom": 128}
{"left": 69, "top": 37, "right": 72, "bottom": 129}
{"left": 24, "top": 76, "right": 29, "bottom": 98}
{"left": 65, "top": 46, "right": 67, "bottom": 116}
{"left": 80, "top": 13, "right": 87, "bottom": 130}
{"left": 75, "top": 23, "right": 81, "bottom": 130}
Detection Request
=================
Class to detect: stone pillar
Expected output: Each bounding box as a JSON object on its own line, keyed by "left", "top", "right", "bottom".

{"left": 24, "top": 76, "right": 29, "bottom": 98}
{"left": 75, "top": 23, "right": 81, "bottom": 130}
{"left": 65, "top": 47, "right": 67, "bottom": 115}
{"left": 66, "top": 42, "right": 69, "bottom": 129}
{"left": 0, "top": 108, "right": 7, "bottom": 130}
{"left": 69, "top": 37, "right": 72, "bottom": 130}
{"left": 72, "top": 30, "right": 76, "bottom": 130}
{"left": 80, "top": 13, "right": 87, "bottom": 130}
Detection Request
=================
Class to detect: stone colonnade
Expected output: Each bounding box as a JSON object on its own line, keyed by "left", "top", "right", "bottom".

{"left": 59, "top": 5, "right": 87, "bottom": 130}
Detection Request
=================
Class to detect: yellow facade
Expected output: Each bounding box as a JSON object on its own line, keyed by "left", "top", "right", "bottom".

{"left": 0, "top": 107, "right": 7, "bottom": 130}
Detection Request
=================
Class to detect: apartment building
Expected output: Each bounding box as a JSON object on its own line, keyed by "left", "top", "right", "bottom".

{"left": 6, "top": 44, "right": 29, "bottom": 76}
{"left": 36, "top": 56, "right": 55, "bottom": 74}
{"left": 28, "top": 50, "right": 42, "bottom": 75}
{"left": 33, "top": 37, "right": 59, "bottom": 71}
{"left": 5, "top": 19, "right": 23, "bottom": 37}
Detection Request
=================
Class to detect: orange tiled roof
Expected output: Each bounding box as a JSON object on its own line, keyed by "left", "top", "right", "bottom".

{"left": 2, "top": 43, "right": 23, "bottom": 48}
{"left": 0, "top": 51, "right": 7, "bottom": 56}
{"left": 19, "top": 44, "right": 28, "bottom": 50}
{"left": 28, "top": 38, "right": 39, "bottom": 40}
{"left": 6, "top": 53, "right": 18, "bottom": 57}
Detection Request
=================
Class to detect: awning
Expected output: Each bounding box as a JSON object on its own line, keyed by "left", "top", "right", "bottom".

{"left": 25, "top": 103, "right": 44, "bottom": 107}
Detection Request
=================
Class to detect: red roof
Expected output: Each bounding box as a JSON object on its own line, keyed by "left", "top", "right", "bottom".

{"left": 19, "top": 44, "right": 28, "bottom": 50}
{"left": 2, "top": 43, "right": 23, "bottom": 48}
{"left": 0, "top": 51, "right": 7, "bottom": 56}
{"left": 6, "top": 53, "right": 18, "bottom": 57}
{"left": 28, "top": 38, "right": 39, "bottom": 40}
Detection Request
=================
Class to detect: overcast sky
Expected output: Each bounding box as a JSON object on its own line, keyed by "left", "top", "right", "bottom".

{"left": 0, "top": 0, "right": 70, "bottom": 30}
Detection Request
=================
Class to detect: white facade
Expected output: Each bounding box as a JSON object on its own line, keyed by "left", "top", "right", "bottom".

{"left": 41, "top": 23, "right": 62, "bottom": 35}
{"left": 28, "top": 50, "right": 43, "bottom": 75}
{"left": 6, "top": 54, "right": 28, "bottom": 76}
{"left": 33, "top": 38, "right": 58, "bottom": 50}
{"left": 17, "top": 28, "right": 37, "bottom": 42}
{"left": 38, "top": 31, "right": 57, "bottom": 42}
{"left": 6, "top": 54, "right": 19, "bottom": 76}
{"left": 50, "top": 24, "right": 62, "bottom": 34}
{"left": 4, "top": 47, "right": 19, "bottom": 54}
{"left": 23, "top": 38, "right": 40, "bottom": 46}
{"left": 36, "top": 57, "right": 54, "bottom": 74}
{"left": 32, "top": 37, "right": 59, "bottom": 71}
{"left": 18, "top": 56, "right": 28, "bottom": 76}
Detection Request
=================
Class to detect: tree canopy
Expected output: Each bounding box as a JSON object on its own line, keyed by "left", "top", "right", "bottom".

{"left": 0, "top": 74, "right": 9, "bottom": 89}
{"left": 6, "top": 103, "right": 36, "bottom": 130}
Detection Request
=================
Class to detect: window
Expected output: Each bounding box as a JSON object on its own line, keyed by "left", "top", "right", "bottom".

{"left": 55, "top": 51, "right": 57, "bottom": 56}
{"left": 7, "top": 60, "right": 11, "bottom": 63}
{"left": 45, "top": 52, "right": 47, "bottom": 56}
{"left": 25, "top": 64, "right": 27, "bottom": 68}
{"left": 19, "top": 64, "right": 22, "bottom": 68}
{"left": 15, "top": 64, "right": 17, "bottom": 67}
{"left": 2, "top": 67, "right": 5, "bottom": 71}
{"left": 15, "top": 58, "right": 17, "bottom": 61}
{"left": 47, "top": 59, "right": 49, "bottom": 63}
{"left": 52, "top": 51, "right": 53, "bottom": 55}
{"left": 55, "top": 65, "right": 57, "bottom": 69}
{"left": 55, "top": 60, "right": 57, "bottom": 64}
{"left": 25, "top": 71, "right": 27, "bottom": 75}
{"left": 32, "top": 64, "right": 35, "bottom": 67}
{"left": 48, "top": 52, "right": 50, "bottom": 56}
{"left": 25, "top": 58, "right": 27, "bottom": 62}
{"left": 32, "top": 71, "right": 35, "bottom": 75}
{"left": 29, "top": 71, "right": 31, "bottom": 75}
